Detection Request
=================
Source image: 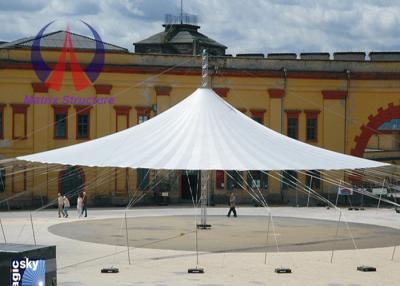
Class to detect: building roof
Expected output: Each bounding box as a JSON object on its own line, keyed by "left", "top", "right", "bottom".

{"left": 0, "top": 30, "right": 128, "bottom": 52}
{"left": 135, "top": 24, "right": 226, "bottom": 48}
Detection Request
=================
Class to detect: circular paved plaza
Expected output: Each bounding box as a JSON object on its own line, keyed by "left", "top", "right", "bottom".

{"left": 48, "top": 215, "right": 400, "bottom": 252}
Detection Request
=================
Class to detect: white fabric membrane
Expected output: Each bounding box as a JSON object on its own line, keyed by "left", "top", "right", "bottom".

{"left": 18, "top": 88, "right": 387, "bottom": 171}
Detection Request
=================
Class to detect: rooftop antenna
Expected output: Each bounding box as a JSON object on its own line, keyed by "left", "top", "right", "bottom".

{"left": 201, "top": 49, "right": 208, "bottom": 88}
{"left": 180, "top": 0, "right": 183, "bottom": 24}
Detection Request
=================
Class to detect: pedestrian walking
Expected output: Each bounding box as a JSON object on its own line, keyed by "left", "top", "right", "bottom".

{"left": 77, "top": 193, "right": 83, "bottom": 218}
{"left": 57, "top": 193, "right": 64, "bottom": 218}
{"left": 227, "top": 191, "right": 237, "bottom": 217}
{"left": 81, "top": 191, "right": 88, "bottom": 217}
{"left": 63, "top": 196, "right": 70, "bottom": 218}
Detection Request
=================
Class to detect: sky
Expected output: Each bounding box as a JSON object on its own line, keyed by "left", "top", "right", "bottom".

{"left": 0, "top": 0, "right": 400, "bottom": 55}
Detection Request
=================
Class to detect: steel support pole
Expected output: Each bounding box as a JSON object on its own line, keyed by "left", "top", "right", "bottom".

{"left": 198, "top": 171, "right": 211, "bottom": 229}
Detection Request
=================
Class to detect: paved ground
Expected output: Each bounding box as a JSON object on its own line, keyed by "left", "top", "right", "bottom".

{"left": 1, "top": 206, "right": 400, "bottom": 285}
{"left": 48, "top": 215, "right": 400, "bottom": 252}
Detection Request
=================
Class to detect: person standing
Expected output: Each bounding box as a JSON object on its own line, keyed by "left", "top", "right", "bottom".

{"left": 63, "top": 196, "right": 70, "bottom": 218}
{"left": 77, "top": 193, "right": 83, "bottom": 218}
{"left": 227, "top": 191, "right": 237, "bottom": 217}
{"left": 57, "top": 193, "right": 64, "bottom": 218}
{"left": 81, "top": 191, "right": 88, "bottom": 217}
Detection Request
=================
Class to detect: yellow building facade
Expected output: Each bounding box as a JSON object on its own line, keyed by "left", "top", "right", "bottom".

{"left": 0, "top": 29, "right": 399, "bottom": 207}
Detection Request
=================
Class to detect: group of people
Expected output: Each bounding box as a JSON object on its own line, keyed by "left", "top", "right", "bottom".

{"left": 57, "top": 190, "right": 235, "bottom": 218}
{"left": 57, "top": 192, "right": 88, "bottom": 218}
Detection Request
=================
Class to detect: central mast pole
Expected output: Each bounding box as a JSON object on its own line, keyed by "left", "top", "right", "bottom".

{"left": 188, "top": 49, "right": 209, "bottom": 274}
{"left": 197, "top": 49, "right": 211, "bottom": 229}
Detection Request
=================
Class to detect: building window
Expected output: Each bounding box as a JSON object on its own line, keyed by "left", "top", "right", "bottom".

{"left": 282, "top": 170, "right": 297, "bottom": 189}
{"left": 75, "top": 106, "right": 92, "bottom": 139}
{"left": 247, "top": 171, "right": 268, "bottom": 190}
{"left": 53, "top": 105, "right": 69, "bottom": 139}
{"left": 253, "top": 117, "right": 263, "bottom": 124}
{"left": 305, "top": 111, "right": 320, "bottom": 142}
{"left": 306, "top": 118, "right": 317, "bottom": 141}
{"left": 287, "top": 118, "right": 298, "bottom": 139}
{"left": 137, "top": 168, "right": 149, "bottom": 191}
{"left": 11, "top": 104, "right": 29, "bottom": 140}
{"left": 77, "top": 114, "right": 89, "bottom": 138}
{"left": 55, "top": 114, "right": 67, "bottom": 138}
{"left": 216, "top": 170, "right": 225, "bottom": 189}
{"left": 138, "top": 115, "right": 149, "bottom": 124}
{"left": 227, "top": 171, "right": 243, "bottom": 190}
{"left": 136, "top": 106, "right": 151, "bottom": 124}
{"left": 0, "top": 104, "right": 5, "bottom": 139}
{"left": 250, "top": 109, "right": 266, "bottom": 125}
{"left": 306, "top": 170, "right": 321, "bottom": 190}
{"left": 286, "top": 111, "right": 300, "bottom": 139}
{"left": 0, "top": 167, "right": 5, "bottom": 192}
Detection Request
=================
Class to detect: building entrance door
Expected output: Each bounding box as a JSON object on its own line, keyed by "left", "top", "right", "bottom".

{"left": 181, "top": 171, "right": 200, "bottom": 200}
{"left": 59, "top": 166, "right": 84, "bottom": 205}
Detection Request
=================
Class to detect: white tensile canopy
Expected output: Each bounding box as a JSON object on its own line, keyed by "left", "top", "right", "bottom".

{"left": 17, "top": 88, "right": 387, "bottom": 171}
